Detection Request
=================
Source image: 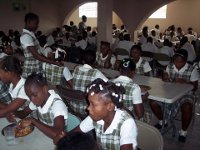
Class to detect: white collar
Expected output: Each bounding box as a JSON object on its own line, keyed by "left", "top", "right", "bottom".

{"left": 115, "top": 75, "right": 133, "bottom": 82}
{"left": 38, "top": 90, "right": 61, "bottom": 113}
{"left": 82, "top": 64, "right": 93, "bottom": 69}
{"left": 22, "top": 29, "right": 36, "bottom": 39}
{"left": 173, "top": 63, "right": 188, "bottom": 73}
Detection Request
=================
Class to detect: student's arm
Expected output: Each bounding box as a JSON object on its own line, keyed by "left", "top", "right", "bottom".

{"left": 0, "top": 98, "right": 26, "bottom": 118}
{"left": 133, "top": 103, "right": 144, "bottom": 119}
{"left": 14, "top": 106, "right": 33, "bottom": 119}
{"left": 28, "top": 46, "right": 63, "bottom": 66}
{"left": 20, "top": 115, "right": 65, "bottom": 139}
{"left": 121, "top": 144, "right": 134, "bottom": 150}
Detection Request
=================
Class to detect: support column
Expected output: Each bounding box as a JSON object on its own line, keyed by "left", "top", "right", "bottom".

{"left": 97, "top": 0, "right": 113, "bottom": 50}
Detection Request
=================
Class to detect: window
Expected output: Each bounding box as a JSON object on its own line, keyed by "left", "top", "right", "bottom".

{"left": 79, "top": 2, "right": 97, "bottom": 18}
{"left": 149, "top": 5, "right": 167, "bottom": 19}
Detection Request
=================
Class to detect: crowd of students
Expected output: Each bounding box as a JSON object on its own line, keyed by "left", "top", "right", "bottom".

{"left": 0, "top": 12, "right": 199, "bottom": 149}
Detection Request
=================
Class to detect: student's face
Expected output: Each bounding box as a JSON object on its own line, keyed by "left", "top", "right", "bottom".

{"left": 131, "top": 48, "right": 140, "bottom": 62}
{"left": 27, "top": 19, "right": 39, "bottom": 32}
{"left": 87, "top": 93, "right": 111, "bottom": 122}
{"left": 25, "top": 83, "right": 47, "bottom": 107}
{"left": 100, "top": 44, "right": 109, "bottom": 56}
{"left": 174, "top": 56, "right": 186, "bottom": 70}
{"left": 0, "top": 69, "right": 11, "bottom": 83}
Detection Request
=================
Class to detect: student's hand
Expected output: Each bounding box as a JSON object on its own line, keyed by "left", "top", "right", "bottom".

{"left": 18, "top": 118, "right": 33, "bottom": 128}
{"left": 53, "top": 61, "right": 64, "bottom": 66}
{"left": 6, "top": 112, "right": 16, "bottom": 123}
{"left": 53, "top": 131, "right": 66, "bottom": 145}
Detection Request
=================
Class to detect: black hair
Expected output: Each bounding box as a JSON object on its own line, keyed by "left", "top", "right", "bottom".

{"left": 57, "top": 132, "right": 95, "bottom": 150}
{"left": 83, "top": 50, "right": 96, "bottom": 65}
{"left": 130, "top": 44, "right": 142, "bottom": 53}
{"left": 100, "top": 41, "right": 110, "bottom": 48}
{"left": 24, "top": 12, "right": 39, "bottom": 23}
{"left": 173, "top": 49, "right": 188, "bottom": 61}
{"left": 147, "top": 37, "right": 153, "bottom": 43}
{"left": 0, "top": 56, "right": 22, "bottom": 75}
{"left": 120, "top": 58, "right": 136, "bottom": 74}
{"left": 123, "top": 34, "right": 131, "bottom": 41}
{"left": 25, "top": 72, "right": 47, "bottom": 88}
{"left": 38, "top": 35, "right": 47, "bottom": 46}
{"left": 86, "top": 78, "right": 125, "bottom": 109}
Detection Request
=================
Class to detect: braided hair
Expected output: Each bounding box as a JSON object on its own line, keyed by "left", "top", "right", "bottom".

{"left": 25, "top": 72, "right": 47, "bottom": 88}
{"left": 86, "top": 78, "right": 125, "bottom": 109}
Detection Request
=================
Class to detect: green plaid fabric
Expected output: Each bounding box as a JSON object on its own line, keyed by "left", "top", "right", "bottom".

{"left": 44, "top": 63, "right": 64, "bottom": 85}
{"left": 168, "top": 63, "right": 194, "bottom": 82}
{"left": 71, "top": 66, "right": 97, "bottom": 115}
{"left": 0, "top": 81, "right": 12, "bottom": 104}
{"left": 21, "top": 32, "right": 41, "bottom": 78}
{"left": 113, "top": 80, "right": 137, "bottom": 112}
{"left": 73, "top": 66, "right": 98, "bottom": 92}
{"left": 136, "top": 59, "right": 146, "bottom": 75}
{"left": 38, "top": 98, "right": 61, "bottom": 126}
{"left": 93, "top": 111, "right": 132, "bottom": 150}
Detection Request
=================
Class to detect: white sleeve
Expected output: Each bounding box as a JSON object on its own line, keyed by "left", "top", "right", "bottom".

{"left": 120, "top": 118, "right": 138, "bottom": 149}
{"left": 63, "top": 67, "right": 73, "bottom": 81}
{"left": 29, "top": 102, "right": 37, "bottom": 111}
{"left": 165, "top": 65, "right": 170, "bottom": 74}
{"left": 51, "top": 100, "right": 68, "bottom": 120}
{"left": 79, "top": 116, "right": 94, "bottom": 133}
{"left": 95, "top": 70, "right": 109, "bottom": 82}
{"left": 132, "top": 85, "right": 142, "bottom": 104}
{"left": 143, "top": 61, "right": 152, "bottom": 73}
{"left": 190, "top": 67, "right": 199, "bottom": 82}
{"left": 20, "top": 34, "right": 34, "bottom": 49}
{"left": 16, "top": 86, "right": 29, "bottom": 100}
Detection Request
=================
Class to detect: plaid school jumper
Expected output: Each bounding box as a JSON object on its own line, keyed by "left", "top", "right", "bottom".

{"left": 0, "top": 81, "right": 12, "bottom": 104}
{"left": 165, "top": 63, "right": 196, "bottom": 117}
{"left": 113, "top": 80, "right": 138, "bottom": 112}
{"left": 44, "top": 63, "right": 64, "bottom": 85}
{"left": 136, "top": 59, "right": 146, "bottom": 75}
{"left": 71, "top": 66, "right": 98, "bottom": 115}
{"left": 21, "top": 32, "right": 41, "bottom": 78}
{"left": 37, "top": 98, "right": 62, "bottom": 126}
{"left": 93, "top": 111, "right": 132, "bottom": 150}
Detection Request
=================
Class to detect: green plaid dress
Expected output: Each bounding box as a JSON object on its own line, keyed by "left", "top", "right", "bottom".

{"left": 136, "top": 59, "right": 146, "bottom": 75}
{"left": 44, "top": 63, "right": 64, "bottom": 85}
{"left": 21, "top": 32, "right": 41, "bottom": 78}
{"left": 37, "top": 98, "right": 62, "bottom": 126}
{"left": 71, "top": 66, "right": 98, "bottom": 115}
{"left": 93, "top": 111, "right": 133, "bottom": 150}
{"left": 0, "top": 81, "right": 12, "bottom": 104}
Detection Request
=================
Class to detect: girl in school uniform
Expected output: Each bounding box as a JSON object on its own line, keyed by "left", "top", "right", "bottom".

{"left": 13, "top": 73, "right": 68, "bottom": 139}
{"left": 0, "top": 56, "right": 30, "bottom": 117}
{"left": 73, "top": 78, "right": 138, "bottom": 150}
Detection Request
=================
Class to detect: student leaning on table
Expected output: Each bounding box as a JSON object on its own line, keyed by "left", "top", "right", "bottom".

{"left": 68, "top": 79, "right": 137, "bottom": 150}
{"left": 0, "top": 56, "right": 32, "bottom": 118}
{"left": 150, "top": 49, "right": 199, "bottom": 143}
{"left": 8, "top": 73, "right": 68, "bottom": 139}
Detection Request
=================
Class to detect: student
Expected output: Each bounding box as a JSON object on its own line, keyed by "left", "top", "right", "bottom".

{"left": 0, "top": 80, "right": 11, "bottom": 104}
{"left": 38, "top": 35, "right": 53, "bottom": 59}
{"left": 71, "top": 50, "right": 108, "bottom": 115}
{"left": 0, "top": 56, "right": 30, "bottom": 117}
{"left": 112, "top": 58, "right": 144, "bottom": 119}
{"left": 78, "top": 15, "right": 87, "bottom": 32}
{"left": 13, "top": 73, "right": 68, "bottom": 139}
{"left": 73, "top": 78, "right": 138, "bottom": 150}
{"left": 20, "top": 12, "right": 61, "bottom": 78}
{"left": 150, "top": 49, "right": 199, "bottom": 142}
{"left": 96, "top": 41, "right": 116, "bottom": 69}
{"left": 130, "top": 45, "right": 152, "bottom": 76}
{"left": 55, "top": 132, "right": 96, "bottom": 150}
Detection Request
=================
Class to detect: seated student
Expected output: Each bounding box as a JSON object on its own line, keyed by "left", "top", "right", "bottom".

{"left": 0, "top": 80, "right": 11, "bottom": 104}
{"left": 38, "top": 35, "right": 53, "bottom": 59}
{"left": 73, "top": 78, "right": 138, "bottom": 150}
{"left": 0, "top": 56, "right": 30, "bottom": 117}
{"left": 96, "top": 41, "right": 116, "bottom": 69}
{"left": 112, "top": 58, "right": 144, "bottom": 119}
{"left": 150, "top": 49, "right": 199, "bottom": 142}
{"left": 71, "top": 50, "right": 108, "bottom": 116}
{"left": 42, "top": 47, "right": 73, "bottom": 88}
{"left": 0, "top": 36, "right": 13, "bottom": 59}
{"left": 11, "top": 73, "right": 68, "bottom": 139}
{"left": 55, "top": 131, "right": 97, "bottom": 150}
{"left": 130, "top": 45, "right": 152, "bottom": 76}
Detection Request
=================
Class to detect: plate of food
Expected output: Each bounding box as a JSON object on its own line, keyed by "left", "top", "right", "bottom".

{"left": 2, "top": 123, "right": 34, "bottom": 137}
{"left": 139, "top": 85, "right": 151, "bottom": 91}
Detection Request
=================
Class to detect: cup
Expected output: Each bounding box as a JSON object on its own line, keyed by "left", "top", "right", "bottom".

{"left": 4, "top": 126, "right": 16, "bottom": 145}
